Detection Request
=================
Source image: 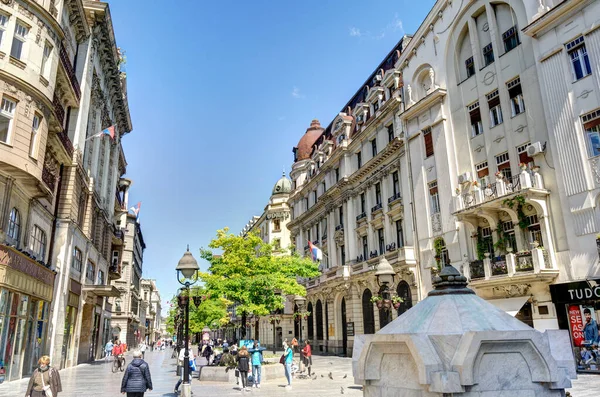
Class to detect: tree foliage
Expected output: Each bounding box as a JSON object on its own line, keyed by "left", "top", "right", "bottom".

{"left": 164, "top": 286, "right": 230, "bottom": 337}
{"left": 199, "top": 228, "right": 320, "bottom": 337}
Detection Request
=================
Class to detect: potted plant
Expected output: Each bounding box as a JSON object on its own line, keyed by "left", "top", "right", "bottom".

{"left": 391, "top": 296, "right": 404, "bottom": 310}
{"left": 370, "top": 295, "right": 383, "bottom": 309}
{"left": 519, "top": 162, "right": 528, "bottom": 171}
{"left": 495, "top": 171, "right": 503, "bottom": 180}
{"left": 472, "top": 180, "right": 480, "bottom": 190}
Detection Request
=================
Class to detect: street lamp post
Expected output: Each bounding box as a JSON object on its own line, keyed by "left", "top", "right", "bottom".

{"left": 269, "top": 315, "right": 281, "bottom": 354}
{"left": 175, "top": 247, "right": 200, "bottom": 397}
{"left": 294, "top": 295, "right": 307, "bottom": 373}
{"left": 375, "top": 257, "right": 396, "bottom": 327}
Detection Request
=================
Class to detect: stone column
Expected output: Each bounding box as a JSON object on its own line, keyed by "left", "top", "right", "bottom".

{"left": 328, "top": 212, "right": 337, "bottom": 268}
{"left": 346, "top": 197, "right": 358, "bottom": 263}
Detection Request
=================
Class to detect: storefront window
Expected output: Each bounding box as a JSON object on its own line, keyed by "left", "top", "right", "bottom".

{"left": 551, "top": 281, "right": 600, "bottom": 373}
{"left": 61, "top": 306, "right": 77, "bottom": 369}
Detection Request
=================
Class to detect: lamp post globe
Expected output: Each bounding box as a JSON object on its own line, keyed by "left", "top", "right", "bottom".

{"left": 375, "top": 256, "right": 395, "bottom": 287}
{"left": 176, "top": 246, "right": 200, "bottom": 281}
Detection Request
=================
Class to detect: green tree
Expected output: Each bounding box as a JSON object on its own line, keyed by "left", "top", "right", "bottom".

{"left": 199, "top": 228, "right": 320, "bottom": 340}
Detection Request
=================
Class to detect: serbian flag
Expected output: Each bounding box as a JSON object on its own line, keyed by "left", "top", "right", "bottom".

{"left": 85, "top": 125, "right": 115, "bottom": 141}
{"left": 308, "top": 240, "right": 322, "bottom": 262}
{"left": 129, "top": 201, "right": 141, "bottom": 219}
{"left": 102, "top": 125, "right": 115, "bottom": 140}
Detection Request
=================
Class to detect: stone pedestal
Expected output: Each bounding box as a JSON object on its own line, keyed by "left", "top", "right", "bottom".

{"left": 353, "top": 266, "right": 576, "bottom": 396}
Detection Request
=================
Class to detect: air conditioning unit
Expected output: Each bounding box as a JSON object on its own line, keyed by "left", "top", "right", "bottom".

{"left": 458, "top": 172, "right": 472, "bottom": 184}
{"left": 527, "top": 142, "right": 545, "bottom": 157}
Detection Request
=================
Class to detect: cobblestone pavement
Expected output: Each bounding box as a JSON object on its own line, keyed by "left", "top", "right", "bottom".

{"left": 0, "top": 349, "right": 597, "bottom": 396}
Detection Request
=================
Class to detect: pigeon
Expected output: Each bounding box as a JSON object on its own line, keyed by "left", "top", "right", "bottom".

{"left": 341, "top": 387, "right": 344, "bottom": 394}
{"left": 311, "top": 373, "right": 317, "bottom": 380}
{"left": 343, "top": 374, "right": 347, "bottom": 379}
{"left": 328, "top": 372, "right": 333, "bottom": 380}
{"left": 321, "top": 374, "right": 324, "bottom": 378}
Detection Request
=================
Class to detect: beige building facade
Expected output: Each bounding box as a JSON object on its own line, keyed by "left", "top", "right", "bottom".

{"left": 286, "top": 0, "right": 599, "bottom": 360}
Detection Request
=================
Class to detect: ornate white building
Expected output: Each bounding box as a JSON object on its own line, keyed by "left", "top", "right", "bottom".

{"left": 287, "top": 0, "right": 596, "bottom": 360}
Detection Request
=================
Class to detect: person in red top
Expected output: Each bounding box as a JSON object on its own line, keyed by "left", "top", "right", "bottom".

{"left": 301, "top": 340, "right": 312, "bottom": 376}
{"left": 112, "top": 340, "right": 123, "bottom": 356}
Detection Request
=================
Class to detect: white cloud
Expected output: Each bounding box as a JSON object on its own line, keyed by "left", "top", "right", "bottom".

{"left": 349, "top": 27, "right": 362, "bottom": 37}
{"left": 291, "top": 86, "right": 305, "bottom": 99}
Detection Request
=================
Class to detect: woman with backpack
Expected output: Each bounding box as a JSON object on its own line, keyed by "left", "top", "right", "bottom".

{"left": 236, "top": 346, "right": 250, "bottom": 391}
{"left": 121, "top": 350, "right": 153, "bottom": 397}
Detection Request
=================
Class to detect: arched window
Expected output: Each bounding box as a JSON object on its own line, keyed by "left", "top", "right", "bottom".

{"left": 396, "top": 280, "right": 413, "bottom": 316}
{"left": 362, "top": 289, "right": 375, "bottom": 334}
{"left": 307, "top": 302, "right": 314, "bottom": 340}
{"left": 315, "top": 300, "right": 323, "bottom": 340}
{"left": 30, "top": 225, "right": 47, "bottom": 260}
{"left": 7, "top": 208, "right": 20, "bottom": 244}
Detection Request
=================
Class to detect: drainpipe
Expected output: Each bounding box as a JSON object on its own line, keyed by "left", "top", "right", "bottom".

{"left": 400, "top": 87, "right": 424, "bottom": 302}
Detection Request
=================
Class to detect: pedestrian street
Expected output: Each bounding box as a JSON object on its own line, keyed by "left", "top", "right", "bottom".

{"left": 0, "top": 349, "right": 599, "bottom": 397}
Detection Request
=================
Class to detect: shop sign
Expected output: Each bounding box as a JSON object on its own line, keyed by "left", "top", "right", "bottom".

{"left": 550, "top": 280, "right": 600, "bottom": 303}
{"left": 0, "top": 245, "right": 55, "bottom": 285}
{"left": 568, "top": 305, "right": 585, "bottom": 347}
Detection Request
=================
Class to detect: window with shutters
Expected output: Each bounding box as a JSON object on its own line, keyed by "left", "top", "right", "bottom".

{"left": 487, "top": 90, "right": 503, "bottom": 127}
{"left": 567, "top": 36, "right": 592, "bottom": 81}
{"left": 468, "top": 101, "right": 483, "bottom": 137}
{"left": 476, "top": 161, "right": 489, "bottom": 186}
{"left": 465, "top": 56, "right": 475, "bottom": 78}
{"left": 516, "top": 143, "right": 534, "bottom": 167}
{"left": 582, "top": 109, "right": 600, "bottom": 158}
{"left": 483, "top": 43, "right": 494, "bottom": 66}
{"left": 423, "top": 127, "right": 434, "bottom": 157}
{"left": 495, "top": 152, "right": 512, "bottom": 180}
{"left": 429, "top": 181, "right": 440, "bottom": 214}
{"left": 507, "top": 77, "right": 525, "bottom": 116}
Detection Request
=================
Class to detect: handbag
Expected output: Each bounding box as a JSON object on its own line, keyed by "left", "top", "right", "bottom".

{"left": 41, "top": 370, "right": 53, "bottom": 397}
{"left": 279, "top": 354, "right": 285, "bottom": 364}
{"left": 235, "top": 369, "right": 240, "bottom": 377}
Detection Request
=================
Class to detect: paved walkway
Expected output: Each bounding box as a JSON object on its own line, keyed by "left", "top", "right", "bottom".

{"left": 0, "top": 349, "right": 597, "bottom": 396}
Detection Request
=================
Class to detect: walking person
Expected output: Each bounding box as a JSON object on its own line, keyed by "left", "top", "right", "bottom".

{"left": 249, "top": 340, "right": 265, "bottom": 388}
{"left": 174, "top": 347, "right": 195, "bottom": 393}
{"left": 139, "top": 341, "right": 147, "bottom": 360}
{"left": 105, "top": 339, "right": 114, "bottom": 359}
{"left": 121, "top": 350, "right": 153, "bottom": 397}
{"left": 282, "top": 340, "right": 294, "bottom": 390}
{"left": 236, "top": 346, "right": 250, "bottom": 391}
{"left": 302, "top": 340, "right": 312, "bottom": 376}
{"left": 25, "top": 356, "right": 62, "bottom": 397}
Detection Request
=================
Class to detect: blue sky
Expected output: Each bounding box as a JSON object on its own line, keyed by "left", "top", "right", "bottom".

{"left": 109, "top": 0, "right": 436, "bottom": 310}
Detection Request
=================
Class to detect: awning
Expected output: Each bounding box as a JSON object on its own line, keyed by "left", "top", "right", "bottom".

{"left": 487, "top": 296, "right": 529, "bottom": 316}
{"left": 82, "top": 285, "right": 121, "bottom": 297}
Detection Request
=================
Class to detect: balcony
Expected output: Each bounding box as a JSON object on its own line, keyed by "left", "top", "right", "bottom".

{"left": 59, "top": 43, "right": 81, "bottom": 100}
{"left": 454, "top": 170, "right": 546, "bottom": 214}
{"left": 371, "top": 203, "right": 383, "bottom": 214}
{"left": 388, "top": 192, "right": 402, "bottom": 205}
{"left": 109, "top": 261, "right": 122, "bottom": 280}
{"left": 462, "top": 248, "right": 557, "bottom": 287}
{"left": 42, "top": 165, "right": 56, "bottom": 192}
{"left": 356, "top": 212, "right": 367, "bottom": 222}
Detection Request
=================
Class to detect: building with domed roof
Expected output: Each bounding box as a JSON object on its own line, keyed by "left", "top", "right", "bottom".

{"left": 234, "top": 172, "right": 297, "bottom": 347}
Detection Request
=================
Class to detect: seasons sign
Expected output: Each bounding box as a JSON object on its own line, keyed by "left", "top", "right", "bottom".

{"left": 550, "top": 280, "right": 600, "bottom": 303}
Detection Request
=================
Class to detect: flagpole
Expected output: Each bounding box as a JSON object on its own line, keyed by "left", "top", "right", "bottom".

{"left": 301, "top": 236, "right": 329, "bottom": 260}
